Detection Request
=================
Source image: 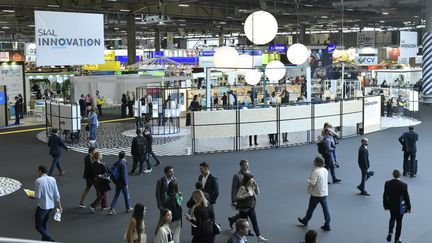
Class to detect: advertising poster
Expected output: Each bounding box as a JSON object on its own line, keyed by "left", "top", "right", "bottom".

{"left": 310, "top": 49, "right": 332, "bottom": 79}
{"left": 400, "top": 31, "right": 418, "bottom": 58}
{"left": 0, "top": 63, "right": 24, "bottom": 103}
{"left": 35, "top": 11, "right": 104, "bottom": 66}
{"left": 357, "top": 32, "right": 376, "bottom": 47}
{"left": 25, "top": 43, "right": 37, "bottom": 62}
{"left": 363, "top": 96, "right": 381, "bottom": 134}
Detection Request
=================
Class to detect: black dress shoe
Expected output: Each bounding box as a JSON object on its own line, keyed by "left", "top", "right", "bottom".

{"left": 254, "top": 143, "right": 259, "bottom": 145}
{"left": 228, "top": 217, "right": 234, "bottom": 230}
{"left": 356, "top": 185, "right": 362, "bottom": 192}
{"left": 395, "top": 240, "right": 401, "bottom": 243}
{"left": 321, "top": 225, "right": 331, "bottom": 231}
{"left": 297, "top": 217, "right": 307, "bottom": 226}
{"left": 247, "top": 231, "right": 254, "bottom": 236}
{"left": 155, "top": 161, "right": 161, "bottom": 166}
{"left": 360, "top": 191, "right": 370, "bottom": 196}
{"left": 333, "top": 179, "right": 342, "bottom": 183}
{"left": 386, "top": 233, "right": 392, "bottom": 242}
{"left": 402, "top": 172, "right": 407, "bottom": 176}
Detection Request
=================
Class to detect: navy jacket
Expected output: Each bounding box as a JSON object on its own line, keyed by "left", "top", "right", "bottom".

{"left": 47, "top": 134, "right": 68, "bottom": 156}
{"left": 399, "top": 131, "right": 418, "bottom": 153}
{"left": 383, "top": 179, "right": 411, "bottom": 213}
{"left": 198, "top": 173, "right": 219, "bottom": 204}
{"left": 358, "top": 145, "right": 370, "bottom": 172}
{"left": 114, "top": 159, "right": 128, "bottom": 188}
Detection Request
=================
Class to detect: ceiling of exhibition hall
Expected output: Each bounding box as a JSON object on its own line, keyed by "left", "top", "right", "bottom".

{"left": 0, "top": 0, "right": 426, "bottom": 41}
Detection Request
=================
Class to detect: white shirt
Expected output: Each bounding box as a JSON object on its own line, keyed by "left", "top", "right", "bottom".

{"left": 147, "top": 95, "right": 153, "bottom": 104}
{"left": 35, "top": 174, "right": 60, "bottom": 210}
{"left": 154, "top": 224, "right": 173, "bottom": 243}
{"left": 201, "top": 172, "right": 210, "bottom": 187}
{"left": 307, "top": 167, "right": 328, "bottom": 197}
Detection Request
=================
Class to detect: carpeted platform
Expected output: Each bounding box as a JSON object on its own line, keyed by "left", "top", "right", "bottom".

{"left": 0, "top": 105, "right": 431, "bottom": 243}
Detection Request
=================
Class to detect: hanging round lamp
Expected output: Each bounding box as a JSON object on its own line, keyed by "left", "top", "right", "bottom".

{"left": 245, "top": 70, "right": 261, "bottom": 85}
{"left": 237, "top": 54, "right": 254, "bottom": 74}
{"left": 213, "top": 46, "right": 239, "bottom": 71}
{"left": 287, "top": 43, "right": 309, "bottom": 65}
{"left": 244, "top": 11, "right": 278, "bottom": 45}
{"left": 265, "top": 60, "right": 286, "bottom": 81}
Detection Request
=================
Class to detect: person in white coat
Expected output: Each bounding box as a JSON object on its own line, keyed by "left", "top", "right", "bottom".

{"left": 154, "top": 209, "right": 173, "bottom": 243}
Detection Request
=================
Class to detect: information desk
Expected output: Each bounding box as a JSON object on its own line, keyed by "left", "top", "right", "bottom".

{"left": 191, "top": 97, "right": 380, "bottom": 143}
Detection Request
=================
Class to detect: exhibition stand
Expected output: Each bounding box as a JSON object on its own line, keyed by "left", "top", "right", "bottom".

{"left": 45, "top": 100, "right": 81, "bottom": 141}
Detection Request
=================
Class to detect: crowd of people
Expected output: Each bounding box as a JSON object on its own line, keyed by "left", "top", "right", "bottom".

{"left": 32, "top": 117, "right": 419, "bottom": 243}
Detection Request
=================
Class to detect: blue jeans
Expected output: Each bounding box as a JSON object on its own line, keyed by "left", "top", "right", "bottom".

{"left": 90, "top": 124, "right": 97, "bottom": 140}
{"left": 110, "top": 185, "right": 131, "bottom": 210}
{"left": 149, "top": 150, "right": 160, "bottom": 164}
{"left": 35, "top": 207, "right": 54, "bottom": 241}
{"left": 48, "top": 156, "right": 62, "bottom": 176}
{"left": 303, "top": 196, "right": 331, "bottom": 226}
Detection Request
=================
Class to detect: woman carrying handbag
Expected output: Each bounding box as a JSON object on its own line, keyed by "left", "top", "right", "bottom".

{"left": 236, "top": 173, "right": 268, "bottom": 243}
{"left": 88, "top": 151, "right": 111, "bottom": 213}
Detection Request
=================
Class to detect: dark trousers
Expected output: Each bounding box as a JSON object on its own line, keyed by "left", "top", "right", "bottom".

{"left": 97, "top": 105, "right": 102, "bottom": 116}
{"left": 387, "top": 105, "right": 393, "bottom": 117}
{"left": 358, "top": 170, "right": 372, "bottom": 191}
{"left": 48, "top": 156, "right": 62, "bottom": 176}
{"left": 35, "top": 207, "right": 54, "bottom": 241}
{"left": 302, "top": 196, "right": 331, "bottom": 226}
{"left": 403, "top": 152, "right": 416, "bottom": 175}
{"left": 91, "top": 188, "right": 107, "bottom": 209}
{"left": 121, "top": 104, "right": 127, "bottom": 118}
{"left": 249, "top": 135, "right": 257, "bottom": 146}
{"left": 282, "top": 133, "right": 288, "bottom": 142}
{"left": 239, "top": 208, "right": 261, "bottom": 236}
{"left": 389, "top": 210, "right": 404, "bottom": 241}
{"left": 131, "top": 154, "right": 150, "bottom": 173}
{"left": 323, "top": 153, "right": 337, "bottom": 181}
{"left": 148, "top": 150, "right": 160, "bottom": 164}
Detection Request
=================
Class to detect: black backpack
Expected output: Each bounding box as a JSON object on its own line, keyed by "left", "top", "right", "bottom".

{"left": 317, "top": 140, "right": 325, "bottom": 154}
{"left": 135, "top": 136, "right": 146, "bottom": 154}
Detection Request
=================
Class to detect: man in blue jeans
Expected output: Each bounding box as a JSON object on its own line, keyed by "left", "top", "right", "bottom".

{"left": 47, "top": 128, "right": 69, "bottom": 176}
{"left": 298, "top": 156, "right": 331, "bottom": 231}
{"left": 33, "top": 165, "right": 62, "bottom": 241}
{"left": 109, "top": 151, "right": 134, "bottom": 215}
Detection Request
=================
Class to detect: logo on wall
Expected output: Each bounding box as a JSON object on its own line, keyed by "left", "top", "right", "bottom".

{"left": 356, "top": 56, "right": 378, "bottom": 65}
{"left": 326, "top": 43, "right": 337, "bottom": 54}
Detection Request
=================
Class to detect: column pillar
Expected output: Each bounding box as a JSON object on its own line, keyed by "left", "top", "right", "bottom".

{"left": 155, "top": 29, "right": 161, "bottom": 51}
{"left": 127, "top": 14, "right": 136, "bottom": 65}
{"left": 422, "top": 0, "right": 432, "bottom": 103}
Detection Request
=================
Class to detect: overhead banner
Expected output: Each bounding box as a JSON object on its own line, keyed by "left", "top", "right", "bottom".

{"left": 34, "top": 11, "right": 104, "bottom": 66}
{"left": 357, "top": 32, "right": 375, "bottom": 47}
{"left": 400, "top": 31, "right": 418, "bottom": 58}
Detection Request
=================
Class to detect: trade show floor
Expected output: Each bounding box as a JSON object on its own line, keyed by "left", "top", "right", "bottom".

{"left": 0, "top": 105, "right": 431, "bottom": 243}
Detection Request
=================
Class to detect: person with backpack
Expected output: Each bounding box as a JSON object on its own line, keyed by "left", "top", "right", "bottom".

{"left": 130, "top": 128, "right": 149, "bottom": 175}
{"left": 108, "top": 151, "right": 134, "bottom": 215}
{"left": 89, "top": 151, "right": 111, "bottom": 213}
{"left": 165, "top": 181, "right": 183, "bottom": 243}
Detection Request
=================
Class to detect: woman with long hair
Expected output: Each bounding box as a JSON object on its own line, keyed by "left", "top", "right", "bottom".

{"left": 154, "top": 209, "right": 173, "bottom": 243}
{"left": 125, "top": 203, "right": 146, "bottom": 243}
{"left": 89, "top": 151, "right": 111, "bottom": 213}
{"left": 236, "top": 173, "right": 268, "bottom": 243}
{"left": 165, "top": 181, "right": 182, "bottom": 243}
{"left": 186, "top": 190, "right": 215, "bottom": 243}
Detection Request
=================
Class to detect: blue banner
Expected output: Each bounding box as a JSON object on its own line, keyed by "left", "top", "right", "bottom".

{"left": 0, "top": 91, "right": 5, "bottom": 105}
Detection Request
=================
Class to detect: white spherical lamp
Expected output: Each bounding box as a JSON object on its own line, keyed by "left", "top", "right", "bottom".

{"left": 237, "top": 54, "right": 254, "bottom": 74}
{"left": 287, "top": 43, "right": 309, "bottom": 65}
{"left": 244, "top": 11, "right": 278, "bottom": 45}
{"left": 245, "top": 70, "right": 261, "bottom": 85}
{"left": 265, "top": 60, "right": 286, "bottom": 82}
{"left": 213, "top": 46, "right": 239, "bottom": 71}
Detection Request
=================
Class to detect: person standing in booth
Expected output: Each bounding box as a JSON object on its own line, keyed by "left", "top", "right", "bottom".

{"left": 96, "top": 90, "right": 104, "bottom": 117}
{"left": 14, "top": 96, "right": 22, "bottom": 125}
{"left": 121, "top": 93, "right": 128, "bottom": 118}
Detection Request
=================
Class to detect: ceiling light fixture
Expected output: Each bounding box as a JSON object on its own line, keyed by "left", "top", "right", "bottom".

{"left": 120, "top": 9, "right": 130, "bottom": 12}
{"left": 47, "top": 4, "right": 60, "bottom": 7}
{"left": 28, "top": 24, "right": 35, "bottom": 27}
{"left": 346, "top": 8, "right": 354, "bottom": 11}
{"left": 178, "top": 4, "right": 189, "bottom": 7}
{"left": 304, "top": 4, "right": 314, "bottom": 7}
{"left": 2, "top": 10, "right": 15, "bottom": 13}
{"left": 2, "top": 26, "right": 10, "bottom": 29}
{"left": 382, "top": 12, "right": 389, "bottom": 15}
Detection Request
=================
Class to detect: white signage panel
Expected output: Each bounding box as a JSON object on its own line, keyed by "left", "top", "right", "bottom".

{"left": 25, "top": 43, "right": 37, "bottom": 62}
{"left": 198, "top": 56, "right": 214, "bottom": 68}
{"left": 363, "top": 96, "right": 381, "bottom": 134}
{"left": 356, "top": 56, "right": 378, "bottom": 65}
{"left": 0, "top": 64, "right": 24, "bottom": 103}
{"left": 400, "top": 31, "right": 418, "bottom": 58}
{"left": 35, "top": 11, "right": 104, "bottom": 66}
{"left": 357, "top": 32, "right": 375, "bottom": 47}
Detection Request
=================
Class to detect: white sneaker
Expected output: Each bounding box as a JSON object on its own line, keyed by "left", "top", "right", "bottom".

{"left": 258, "top": 236, "right": 268, "bottom": 242}
{"left": 143, "top": 168, "right": 152, "bottom": 173}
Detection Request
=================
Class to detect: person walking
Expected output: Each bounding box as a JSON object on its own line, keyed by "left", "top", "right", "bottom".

{"left": 89, "top": 151, "right": 111, "bottom": 213}
{"left": 298, "top": 156, "right": 332, "bottom": 231}
{"left": 130, "top": 128, "right": 150, "bottom": 175}
{"left": 47, "top": 128, "right": 69, "bottom": 176}
{"left": 147, "top": 94, "right": 153, "bottom": 121}
{"left": 165, "top": 181, "right": 183, "bottom": 243}
{"left": 109, "top": 151, "right": 134, "bottom": 215}
{"left": 398, "top": 125, "right": 418, "bottom": 177}
{"left": 154, "top": 209, "right": 173, "bottom": 243}
{"left": 322, "top": 129, "right": 341, "bottom": 183}
{"left": 79, "top": 147, "right": 96, "bottom": 208}
{"left": 383, "top": 169, "right": 411, "bottom": 243}
{"left": 33, "top": 165, "right": 62, "bottom": 242}
{"left": 357, "top": 138, "right": 374, "bottom": 196}
{"left": 121, "top": 93, "right": 128, "bottom": 118}
{"left": 125, "top": 203, "right": 147, "bottom": 243}
{"left": 227, "top": 218, "right": 249, "bottom": 243}
{"left": 144, "top": 125, "right": 161, "bottom": 168}
{"left": 155, "top": 166, "right": 176, "bottom": 211}
{"left": 229, "top": 160, "right": 250, "bottom": 231}
{"left": 198, "top": 162, "right": 219, "bottom": 205}
{"left": 186, "top": 190, "right": 216, "bottom": 243}
{"left": 88, "top": 107, "right": 99, "bottom": 143}
{"left": 14, "top": 96, "right": 22, "bottom": 125}
{"left": 235, "top": 173, "right": 268, "bottom": 242}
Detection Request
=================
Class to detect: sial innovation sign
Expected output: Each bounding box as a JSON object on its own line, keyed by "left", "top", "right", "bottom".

{"left": 34, "top": 11, "right": 104, "bottom": 66}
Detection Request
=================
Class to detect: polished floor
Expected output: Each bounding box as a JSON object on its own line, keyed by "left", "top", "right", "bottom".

{"left": 0, "top": 106, "right": 431, "bottom": 243}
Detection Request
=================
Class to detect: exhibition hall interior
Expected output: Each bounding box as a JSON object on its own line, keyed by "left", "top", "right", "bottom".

{"left": 0, "top": 0, "right": 430, "bottom": 243}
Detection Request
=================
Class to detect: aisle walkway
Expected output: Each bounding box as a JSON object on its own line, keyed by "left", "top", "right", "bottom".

{"left": 0, "top": 105, "right": 431, "bottom": 243}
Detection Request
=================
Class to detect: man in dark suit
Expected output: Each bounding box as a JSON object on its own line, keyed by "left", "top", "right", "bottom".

{"left": 130, "top": 128, "right": 149, "bottom": 175}
{"left": 155, "top": 166, "right": 176, "bottom": 211}
{"left": 14, "top": 96, "right": 22, "bottom": 125}
{"left": 398, "top": 125, "right": 418, "bottom": 177}
{"left": 198, "top": 162, "right": 219, "bottom": 205}
{"left": 79, "top": 94, "right": 86, "bottom": 117}
{"left": 383, "top": 170, "right": 411, "bottom": 243}
{"left": 357, "top": 138, "right": 373, "bottom": 196}
{"left": 47, "top": 128, "right": 69, "bottom": 176}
